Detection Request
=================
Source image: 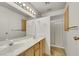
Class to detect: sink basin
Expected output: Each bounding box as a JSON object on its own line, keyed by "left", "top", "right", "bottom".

{"left": 0, "top": 37, "right": 35, "bottom": 56}
{"left": 0, "top": 43, "right": 25, "bottom": 56}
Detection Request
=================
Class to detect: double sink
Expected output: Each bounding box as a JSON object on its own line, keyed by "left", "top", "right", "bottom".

{"left": 0, "top": 36, "right": 35, "bottom": 56}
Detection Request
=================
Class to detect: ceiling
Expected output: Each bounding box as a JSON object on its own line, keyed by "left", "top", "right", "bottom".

{"left": 29, "top": 2, "right": 66, "bottom": 14}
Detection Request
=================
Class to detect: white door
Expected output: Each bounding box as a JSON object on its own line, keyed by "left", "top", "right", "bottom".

{"left": 66, "top": 2, "right": 79, "bottom": 56}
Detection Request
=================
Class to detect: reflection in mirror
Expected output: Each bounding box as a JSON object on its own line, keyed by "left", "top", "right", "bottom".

{"left": 0, "top": 3, "right": 27, "bottom": 42}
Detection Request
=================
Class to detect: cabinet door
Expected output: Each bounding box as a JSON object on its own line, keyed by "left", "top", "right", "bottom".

{"left": 42, "top": 39, "right": 45, "bottom": 54}
{"left": 34, "top": 42, "right": 40, "bottom": 56}
{"left": 25, "top": 47, "right": 34, "bottom": 56}
{"left": 40, "top": 39, "right": 45, "bottom": 56}
{"left": 64, "top": 6, "right": 69, "bottom": 31}
{"left": 35, "top": 49, "right": 40, "bottom": 56}
{"left": 40, "top": 40, "right": 43, "bottom": 56}
{"left": 34, "top": 43, "right": 39, "bottom": 50}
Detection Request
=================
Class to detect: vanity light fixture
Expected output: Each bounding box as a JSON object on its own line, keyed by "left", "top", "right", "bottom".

{"left": 14, "top": 2, "right": 36, "bottom": 15}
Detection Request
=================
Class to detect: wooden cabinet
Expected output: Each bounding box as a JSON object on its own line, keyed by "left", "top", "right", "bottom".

{"left": 39, "top": 39, "right": 45, "bottom": 56}
{"left": 34, "top": 43, "right": 40, "bottom": 50}
{"left": 64, "top": 6, "right": 69, "bottom": 31}
{"left": 35, "top": 49, "right": 40, "bottom": 56}
{"left": 18, "top": 52, "right": 25, "bottom": 56}
{"left": 18, "top": 39, "right": 45, "bottom": 56}
{"left": 25, "top": 47, "right": 34, "bottom": 56}
{"left": 39, "top": 40, "right": 43, "bottom": 56}
{"left": 42, "top": 39, "right": 45, "bottom": 55}
{"left": 34, "top": 43, "right": 40, "bottom": 56}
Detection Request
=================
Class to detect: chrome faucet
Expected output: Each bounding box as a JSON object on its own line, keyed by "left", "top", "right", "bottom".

{"left": 6, "top": 39, "right": 13, "bottom": 46}
{"left": 9, "top": 40, "right": 14, "bottom": 46}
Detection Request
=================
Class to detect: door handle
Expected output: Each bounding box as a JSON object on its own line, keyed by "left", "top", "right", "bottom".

{"left": 74, "top": 36, "right": 79, "bottom": 40}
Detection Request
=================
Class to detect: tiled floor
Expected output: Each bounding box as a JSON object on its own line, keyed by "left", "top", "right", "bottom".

{"left": 51, "top": 47, "right": 66, "bottom": 56}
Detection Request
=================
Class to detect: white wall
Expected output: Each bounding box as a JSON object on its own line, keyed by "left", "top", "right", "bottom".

{"left": 37, "top": 17, "right": 50, "bottom": 55}
{"left": 27, "top": 17, "right": 50, "bottom": 55}
{"left": 42, "top": 9, "right": 64, "bottom": 17}
{"left": 0, "top": 6, "right": 26, "bottom": 40}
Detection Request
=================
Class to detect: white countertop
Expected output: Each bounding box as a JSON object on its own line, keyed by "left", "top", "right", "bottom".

{"left": 0, "top": 36, "right": 45, "bottom": 56}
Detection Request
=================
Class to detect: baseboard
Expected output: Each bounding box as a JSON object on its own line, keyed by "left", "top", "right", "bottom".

{"left": 51, "top": 44, "right": 64, "bottom": 49}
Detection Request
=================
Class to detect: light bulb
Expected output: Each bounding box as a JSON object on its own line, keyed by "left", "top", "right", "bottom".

{"left": 34, "top": 12, "right": 36, "bottom": 15}
{"left": 18, "top": 2, "right": 21, "bottom": 4}
{"left": 32, "top": 11, "right": 34, "bottom": 13}
{"left": 26, "top": 6, "right": 30, "bottom": 9}
{"left": 30, "top": 8, "right": 32, "bottom": 11}
{"left": 23, "top": 3, "right": 26, "bottom": 6}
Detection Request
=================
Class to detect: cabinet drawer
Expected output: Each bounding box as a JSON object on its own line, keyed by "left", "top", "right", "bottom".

{"left": 34, "top": 42, "right": 39, "bottom": 50}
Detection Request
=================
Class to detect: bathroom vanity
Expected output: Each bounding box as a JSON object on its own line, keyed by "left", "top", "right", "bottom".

{"left": 0, "top": 37, "right": 45, "bottom": 56}
{"left": 18, "top": 38, "right": 45, "bottom": 56}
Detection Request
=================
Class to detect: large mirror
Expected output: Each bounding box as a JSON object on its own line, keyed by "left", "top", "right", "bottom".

{"left": 0, "top": 3, "right": 27, "bottom": 41}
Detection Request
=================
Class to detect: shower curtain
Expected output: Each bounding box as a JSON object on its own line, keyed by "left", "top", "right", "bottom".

{"left": 50, "top": 19, "right": 64, "bottom": 48}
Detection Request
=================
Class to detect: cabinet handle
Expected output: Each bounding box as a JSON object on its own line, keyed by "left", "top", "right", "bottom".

{"left": 74, "top": 36, "right": 79, "bottom": 40}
